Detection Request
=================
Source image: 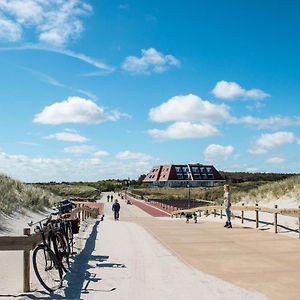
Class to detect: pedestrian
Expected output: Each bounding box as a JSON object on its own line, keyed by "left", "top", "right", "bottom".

{"left": 111, "top": 195, "right": 114, "bottom": 202}
{"left": 193, "top": 212, "right": 198, "bottom": 223}
{"left": 112, "top": 199, "right": 121, "bottom": 220}
{"left": 223, "top": 184, "right": 232, "bottom": 228}
{"left": 186, "top": 212, "right": 192, "bottom": 223}
{"left": 107, "top": 194, "right": 110, "bottom": 202}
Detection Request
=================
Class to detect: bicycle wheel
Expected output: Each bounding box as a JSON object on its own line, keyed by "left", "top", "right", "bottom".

{"left": 53, "top": 231, "right": 70, "bottom": 272}
{"left": 32, "top": 245, "right": 63, "bottom": 292}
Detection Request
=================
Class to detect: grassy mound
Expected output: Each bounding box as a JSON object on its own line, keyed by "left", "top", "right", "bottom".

{"left": 233, "top": 175, "right": 300, "bottom": 203}
{"left": 0, "top": 174, "right": 60, "bottom": 215}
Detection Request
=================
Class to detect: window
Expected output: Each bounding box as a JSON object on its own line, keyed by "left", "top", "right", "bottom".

{"left": 206, "top": 167, "right": 212, "bottom": 173}
{"left": 177, "top": 174, "right": 183, "bottom": 179}
{"left": 194, "top": 174, "right": 200, "bottom": 180}
{"left": 200, "top": 167, "right": 205, "bottom": 173}
{"left": 192, "top": 167, "right": 199, "bottom": 173}
{"left": 208, "top": 174, "right": 214, "bottom": 179}
{"left": 183, "top": 174, "right": 189, "bottom": 179}
{"left": 175, "top": 166, "right": 182, "bottom": 172}
{"left": 202, "top": 174, "right": 207, "bottom": 179}
{"left": 182, "top": 167, "right": 188, "bottom": 173}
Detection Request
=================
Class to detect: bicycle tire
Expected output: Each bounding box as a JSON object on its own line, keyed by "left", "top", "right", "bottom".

{"left": 32, "top": 245, "right": 63, "bottom": 292}
{"left": 55, "top": 231, "right": 70, "bottom": 272}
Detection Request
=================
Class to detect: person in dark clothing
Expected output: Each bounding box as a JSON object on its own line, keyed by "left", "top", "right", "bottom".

{"left": 112, "top": 199, "right": 121, "bottom": 220}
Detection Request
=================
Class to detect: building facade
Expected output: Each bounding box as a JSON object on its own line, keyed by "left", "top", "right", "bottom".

{"left": 143, "top": 163, "right": 224, "bottom": 187}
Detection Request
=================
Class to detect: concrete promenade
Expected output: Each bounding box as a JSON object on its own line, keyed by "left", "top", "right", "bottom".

{"left": 126, "top": 212, "right": 300, "bottom": 300}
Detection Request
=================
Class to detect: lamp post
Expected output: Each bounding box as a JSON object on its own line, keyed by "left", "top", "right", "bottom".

{"left": 187, "top": 172, "right": 191, "bottom": 209}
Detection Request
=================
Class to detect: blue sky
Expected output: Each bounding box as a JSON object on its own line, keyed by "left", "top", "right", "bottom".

{"left": 0, "top": 0, "right": 300, "bottom": 182}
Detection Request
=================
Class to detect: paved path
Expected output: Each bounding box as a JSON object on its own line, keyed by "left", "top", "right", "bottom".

{"left": 65, "top": 192, "right": 264, "bottom": 300}
{"left": 108, "top": 193, "right": 300, "bottom": 300}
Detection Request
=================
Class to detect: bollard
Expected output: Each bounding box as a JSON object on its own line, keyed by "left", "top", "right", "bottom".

{"left": 255, "top": 203, "right": 259, "bottom": 228}
{"left": 241, "top": 203, "right": 244, "bottom": 224}
{"left": 213, "top": 209, "right": 216, "bottom": 218}
{"left": 23, "top": 228, "right": 31, "bottom": 292}
{"left": 274, "top": 205, "right": 278, "bottom": 233}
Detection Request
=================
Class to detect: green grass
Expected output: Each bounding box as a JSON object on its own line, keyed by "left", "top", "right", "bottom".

{"left": 35, "top": 183, "right": 100, "bottom": 199}
{"left": 0, "top": 174, "right": 60, "bottom": 215}
{"left": 232, "top": 175, "right": 300, "bottom": 203}
{"left": 132, "top": 179, "right": 299, "bottom": 205}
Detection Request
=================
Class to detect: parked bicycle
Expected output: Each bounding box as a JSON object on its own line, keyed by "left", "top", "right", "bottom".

{"left": 28, "top": 217, "right": 64, "bottom": 292}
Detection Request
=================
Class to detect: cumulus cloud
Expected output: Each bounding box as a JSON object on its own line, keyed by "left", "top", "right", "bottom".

{"left": 44, "top": 130, "right": 88, "bottom": 143}
{"left": 239, "top": 116, "right": 293, "bottom": 130}
{"left": 149, "top": 94, "right": 232, "bottom": 123}
{"left": 204, "top": 144, "right": 234, "bottom": 162}
{"left": 0, "top": 0, "right": 92, "bottom": 46}
{"left": 0, "top": 16, "right": 22, "bottom": 41}
{"left": 0, "top": 151, "right": 152, "bottom": 182}
{"left": 94, "top": 150, "right": 110, "bottom": 157}
{"left": 116, "top": 150, "right": 154, "bottom": 162}
{"left": 249, "top": 131, "right": 296, "bottom": 155}
{"left": 64, "top": 145, "right": 95, "bottom": 154}
{"left": 33, "top": 96, "right": 122, "bottom": 125}
{"left": 266, "top": 157, "right": 286, "bottom": 164}
{"left": 122, "top": 48, "right": 180, "bottom": 74}
{"left": 212, "top": 80, "right": 269, "bottom": 100}
{"left": 148, "top": 122, "right": 219, "bottom": 140}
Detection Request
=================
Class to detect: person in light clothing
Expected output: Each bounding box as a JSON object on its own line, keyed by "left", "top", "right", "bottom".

{"left": 223, "top": 184, "right": 232, "bottom": 228}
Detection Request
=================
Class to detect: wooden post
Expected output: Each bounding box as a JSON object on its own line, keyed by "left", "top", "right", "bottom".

{"left": 241, "top": 203, "right": 244, "bottom": 224}
{"left": 255, "top": 203, "right": 259, "bottom": 228}
{"left": 220, "top": 204, "right": 222, "bottom": 219}
{"left": 23, "top": 228, "right": 31, "bottom": 292}
{"left": 199, "top": 210, "right": 201, "bottom": 217}
{"left": 274, "top": 205, "right": 278, "bottom": 233}
{"left": 213, "top": 209, "right": 216, "bottom": 218}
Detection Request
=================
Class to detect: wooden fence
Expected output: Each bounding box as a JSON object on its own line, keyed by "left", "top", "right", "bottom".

{"left": 0, "top": 205, "right": 99, "bottom": 293}
{"left": 171, "top": 203, "right": 300, "bottom": 237}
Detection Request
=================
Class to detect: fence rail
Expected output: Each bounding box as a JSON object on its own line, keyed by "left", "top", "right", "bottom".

{"left": 171, "top": 203, "right": 300, "bottom": 237}
{"left": 0, "top": 204, "right": 99, "bottom": 292}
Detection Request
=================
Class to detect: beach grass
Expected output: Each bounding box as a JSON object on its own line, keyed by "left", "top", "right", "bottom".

{"left": 0, "top": 174, "right": 60, "bottom": 215}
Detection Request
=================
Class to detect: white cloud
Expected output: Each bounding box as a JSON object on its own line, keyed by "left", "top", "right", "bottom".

{"left": 45, "top": 130, "right": 88, "bottom": 143}
{"left": 239, "top": 116, "right": 293, "bottom": 130}
{"left": 212, "top": 80, "right": 269, "bottom": 100}
{"left": 122, "top": 48, "right": 180, "bottom": 74}
{"left": 33, "top": 96, "right": 122, "bottom": 125}
{"left": 0, "top": 16, "right": 22, "bottom": 41}
{"left": 149, "top": 94, "right": 232, "bottom": 123}
{"left": 116, "top": 150, "right": 154, "bottom": 162}
{"left": 256, "top": 131, "right": 295, "bottom": 149}
{"left": 64, "top": 145, "right": 95, "bottom": 154}
{"left": 94, "top": 150, "right": 110, "bottom": 157}
{"left": 249, "top": 131, "right": 296, "bottom": 155}
{"left": 204, "top": 144, "right": 234, "bottom": 162}
{"left": 148, "top": 122, "right": 219, "bottom": 140}
{"left": 0, "top": 151, "right": 152, "bottom": 182}
{"left": 0, "top": 0, "right": 92, "bottom": 46}
{"left": 266, "top": 157, "right": 286, "bottom": 164}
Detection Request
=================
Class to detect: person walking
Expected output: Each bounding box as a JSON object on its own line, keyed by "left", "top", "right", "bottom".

{"left": 111, "top": 195, "right": 114, "bottom": 202}
{"left": 112, "top": 199, "right": 121, "bottom": 220}
{"left": 224, "top": 184, "right": 232, "bottom": 228}
{"left": 107, "top": 194, "right": 110, "bottom": 202}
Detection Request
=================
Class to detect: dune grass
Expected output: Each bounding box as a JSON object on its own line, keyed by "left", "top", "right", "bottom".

{"left": 232, "top": 175, "right": 300, "bottom": 203}
{"left": 0, "top": 174, "right": 60, "bottom": 215}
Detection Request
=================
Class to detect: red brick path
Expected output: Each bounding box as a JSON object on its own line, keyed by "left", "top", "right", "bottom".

{"left": 123, "top": 195, "right": 170, "bottom": 217}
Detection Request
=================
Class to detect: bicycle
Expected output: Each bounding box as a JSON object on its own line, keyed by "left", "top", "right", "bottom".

{"left": 29, "top": 217, "right": 63, "bottom": 292}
